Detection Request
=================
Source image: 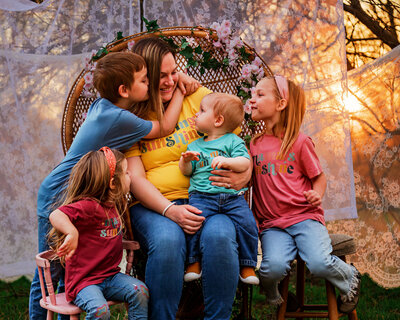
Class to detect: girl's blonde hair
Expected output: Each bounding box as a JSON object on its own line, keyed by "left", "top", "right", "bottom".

{"left": 48, "top": 149, "right": 127, "bottom": 263}
{"left": 252, "top": 77, "right": 306, "bottom": 160}
{"left": 129, "top": 37, "right": 177, "bottom": 124}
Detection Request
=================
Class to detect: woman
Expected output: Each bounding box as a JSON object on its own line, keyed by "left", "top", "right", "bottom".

{"left": 126, "top": 38, "right": 251, "bottom": 320}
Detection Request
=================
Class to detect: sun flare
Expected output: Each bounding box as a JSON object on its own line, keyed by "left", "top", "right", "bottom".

{"left": 344, "top": 94, "right": 364, "bottom": 113}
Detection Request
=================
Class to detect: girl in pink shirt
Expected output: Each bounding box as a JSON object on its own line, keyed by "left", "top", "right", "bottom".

{"left": 249, "top": 76, "right": 360, "bottom": 313}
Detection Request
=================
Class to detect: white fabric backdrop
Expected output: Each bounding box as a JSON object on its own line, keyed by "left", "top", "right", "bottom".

{"left": 0, "top": 0, "right": 361, "bottom": 281}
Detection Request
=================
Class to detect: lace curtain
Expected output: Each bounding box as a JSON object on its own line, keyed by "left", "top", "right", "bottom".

{"left": 0, "top": 0, "right": 396, "bottom": 288}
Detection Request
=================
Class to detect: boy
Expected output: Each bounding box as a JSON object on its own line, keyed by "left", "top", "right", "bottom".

{"left": 179, "top": 92, "right": 259, "bottom": 285}
{"left": 29, "top": 51, "right": 185, "bottom": 319}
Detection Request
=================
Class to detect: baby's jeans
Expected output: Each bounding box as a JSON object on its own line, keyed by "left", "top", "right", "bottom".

{"left": 259, "top": 219, "right": 357, "bottom": 305}
{"left": 187, "top": 191, "right": 258, "bottom": 267}
{"left": 74, "top": 272, "right": 148, "bottom": 320}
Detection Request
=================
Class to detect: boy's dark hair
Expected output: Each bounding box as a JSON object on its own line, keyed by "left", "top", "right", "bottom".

{"left": 93, "top": 52, "right": 146, "bottom": 103}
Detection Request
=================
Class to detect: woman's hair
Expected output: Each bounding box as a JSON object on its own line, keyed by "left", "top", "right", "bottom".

{"left": 93, "top": 52, "right": 146, "bottom": 103}
{"left": 48, "top": 149, "right": 128, "bottom": 262}
{"left": 205, "top": 93, "right": 244, "bottom": 132}
{"left": 130, "top": 37, "right": 177, "bottom": 122}
{"left": 252, "top": 77, "right": 306, "bottom": 160}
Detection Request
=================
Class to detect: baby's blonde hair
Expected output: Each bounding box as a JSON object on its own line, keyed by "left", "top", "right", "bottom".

{"left": 204, "top": 92, "right": 244, "bottom": 132}
{"left": 252, "top": 77, "right": 306, "bottom": 160}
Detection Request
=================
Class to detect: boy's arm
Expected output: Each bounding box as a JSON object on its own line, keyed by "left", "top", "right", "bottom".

{"left": 304, "top": 172, "right": 327, "bottom": 206}
{"left": 179, "top": 151, "right": 200, "bottom": 176}
{"left": 211, "top": 156, "right": 250, "bottom": 173}
{"left": 49, "top": 209, "right": 79, "bottom": 260}
{"left": 144, "top": 88, "right": 184, "bottom": 139}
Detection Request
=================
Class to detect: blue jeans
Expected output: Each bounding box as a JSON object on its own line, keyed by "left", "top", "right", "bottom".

{"left": 74, "top": 272, "right": 148, "bottom": 320}
{"left": 130, "top": 199, "right": 239, "bottom": 320}
{"left": 29, "top": 216, "right": 67, "bottom": 320}
{"left": 259, "top": 219, "right": 357, "bottom": 304}
{"left": 187, "top": 192, "right": 258, "bottom": 267}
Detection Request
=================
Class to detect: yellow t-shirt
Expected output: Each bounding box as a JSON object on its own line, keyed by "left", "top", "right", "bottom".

{"left": 125, "top": 87, "right": 212, "bottom": 200}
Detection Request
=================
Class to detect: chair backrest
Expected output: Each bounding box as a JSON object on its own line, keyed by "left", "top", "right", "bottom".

{"left": 62, "top": 26, "right": 273, "bottom": 154}
{"left": 35, "top": 250, "right": 58, "bottom": 305}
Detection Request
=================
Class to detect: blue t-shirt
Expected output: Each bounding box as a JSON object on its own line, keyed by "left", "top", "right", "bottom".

{"left": 187, "top": 133, "right": 250, "bottom": 194}
{"left": 37, "top": 98, "right": 152, "bottom": 218}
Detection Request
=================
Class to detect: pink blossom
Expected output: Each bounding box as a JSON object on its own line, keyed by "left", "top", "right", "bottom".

{"left": 222, "top": 20, "right": 231, "bottom": 29}
{"left": 84, "top": 72, "right": 94, "bottom": 85}
{"left": 213, "top": 41, "right": 222, "bottom": 48}
{"left": 186, "top": 38, "right": 197, "bottom": 47}
{"left": 127, "top": 40, "right": 135, "bottom": 50}
{"left": 228, "top": 49, "right": 237, "bottom": 60}
{"left": 252, "top": 57, "right": 262, "bottom": 67}
{"left": 230, "top": 36, "right": 243, "bottom": 49}
{"left": 219, "top": 26, "right": 230, "bottom": 39}
{"left": 210, "top": 22, "right": 219, "bottom": 30}
{"left": 244, "top": 100, "right": 252, "bottom": 114}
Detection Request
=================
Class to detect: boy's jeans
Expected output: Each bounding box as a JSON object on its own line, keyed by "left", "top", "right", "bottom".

{"left": 74, "top": 272, "right": 148, "bottom": 320}
{"left": 187, "top": 192, "right": 258, "bottom": 267}
{"left": 259, "top": 219, "right": 357, "bottom": 304}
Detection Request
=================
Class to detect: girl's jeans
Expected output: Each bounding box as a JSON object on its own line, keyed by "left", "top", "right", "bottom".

{"left": 259, "top": 219, "right": 357, "bottom": 304}
{"left": 187, "top": 192, "right": 258, "bottom": 267}
{"left": 74, "top": 273, "right": 148, "bottom": 320}
{"left": 130, "top": 199, "right": 239, "bottom": 320}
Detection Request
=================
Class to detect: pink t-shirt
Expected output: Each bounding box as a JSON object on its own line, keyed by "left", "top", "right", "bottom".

{"left": 59, "top": 199, "right": 122, "bottom": 301}
{"left": 250, "top": 133, "right": 325, "bottom": 232}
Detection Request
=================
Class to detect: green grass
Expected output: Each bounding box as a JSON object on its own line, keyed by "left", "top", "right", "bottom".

{"left": 1, "top": 274, "right": 400, "bottom": 319}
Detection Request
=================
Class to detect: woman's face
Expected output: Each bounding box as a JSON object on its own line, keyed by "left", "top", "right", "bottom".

{"left": 159, "top": 53, "right": 179, "bottom": 103}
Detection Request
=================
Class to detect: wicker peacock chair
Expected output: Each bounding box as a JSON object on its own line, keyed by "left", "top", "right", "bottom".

{"left": 62, "top": 26, "right": 273, "bottom": 320}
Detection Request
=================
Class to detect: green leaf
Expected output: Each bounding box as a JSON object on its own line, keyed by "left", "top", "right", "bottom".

{"left": 180, "top": 45, "right": 194, "bottom": 59}
{"left": 116, "top": 31, "right": 123, "bottom": 40}
{"left": 200, "top": 66, "right": 205, "bottom": 75}
{"left": 142, "top": 16, "right": 159, "bottom": 32}
{"left": 239, "top": 46, "right": 251, "bottom": 62}
{"left": 194, "top": 45, "right": 203, "bottom": 54}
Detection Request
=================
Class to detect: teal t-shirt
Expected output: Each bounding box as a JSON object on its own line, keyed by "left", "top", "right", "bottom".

{"left": 187, "top": 133, "right": 250, "bottom": 194}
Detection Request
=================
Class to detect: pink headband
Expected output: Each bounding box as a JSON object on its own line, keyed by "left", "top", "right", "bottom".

{"left": 274, "top": 75, "right": 289, "bottom": 101}
{"left": 99, "top": 146, "right": 116, "bottom": 180}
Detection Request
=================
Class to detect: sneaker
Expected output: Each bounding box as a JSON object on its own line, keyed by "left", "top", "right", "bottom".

{"left": 184, "top": 262, "right": 202, "bottom": 282}
{"left": 239, "top": 267, "right": 260, "bottom": 285}
{"left": 337, "top": 264, "right": 361, "bottom": 314}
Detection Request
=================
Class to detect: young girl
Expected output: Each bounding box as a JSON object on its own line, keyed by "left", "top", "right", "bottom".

{"left": 49, "top": 147, "right": 148, "bottom": 319}
{"left": 249, "top": 76, "right": 360, "bottom": 313}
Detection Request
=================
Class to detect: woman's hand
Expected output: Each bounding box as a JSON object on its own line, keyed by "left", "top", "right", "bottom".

{"left": 165, "top": 204, "right": 204, "bottom": 234}
{"left": 177, "top": 72, "right": 200, "bottom": 96}
{"left": 209, "top": 165, "right": 252, "bottom": 190}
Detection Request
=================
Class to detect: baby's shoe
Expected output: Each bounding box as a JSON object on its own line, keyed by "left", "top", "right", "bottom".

{"left": 239, "top": 267, "right": 259, "bottom": 285}
{"left": 337, "top": 264, "right": 361, "bottom": 313}
{"left": 184, "top": 262, "right": 202, "bottom": 282}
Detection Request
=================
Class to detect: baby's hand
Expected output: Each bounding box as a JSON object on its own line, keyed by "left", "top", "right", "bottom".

{"left": 57, "top": 233, "right": 78, "bottom": 261}
{"left": 181, "top": 151, "right": 200, "bottom": 162}
{"left": 303, "top": 190, "right": 322, "bottom": 207}
{"left": 211, "top": 156, "right": 229, "bottom": 170}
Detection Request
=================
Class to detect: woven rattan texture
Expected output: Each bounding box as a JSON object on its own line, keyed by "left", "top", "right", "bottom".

{"left": 62, "top": 27, "right": 273, "bottom": 154}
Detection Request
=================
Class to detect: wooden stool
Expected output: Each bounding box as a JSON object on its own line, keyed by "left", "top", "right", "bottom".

{"left": 277, "top": 234, "right": 358, "bottom": 320}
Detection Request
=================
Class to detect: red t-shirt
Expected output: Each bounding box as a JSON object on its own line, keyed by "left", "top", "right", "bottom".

{"left": 250, "top": 133, "right": 325, "bottom": 232}
{"left": 59, "top": 199, "right": 122, "bottom": 301}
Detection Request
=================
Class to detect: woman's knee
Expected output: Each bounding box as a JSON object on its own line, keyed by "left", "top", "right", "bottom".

{"left": 147, "top": 224, "right": 186, "bottom": 260}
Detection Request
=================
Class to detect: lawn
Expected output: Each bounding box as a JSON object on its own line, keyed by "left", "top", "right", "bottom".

{"left": 1, "top": 274, "right": 399, "bottom": 319}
